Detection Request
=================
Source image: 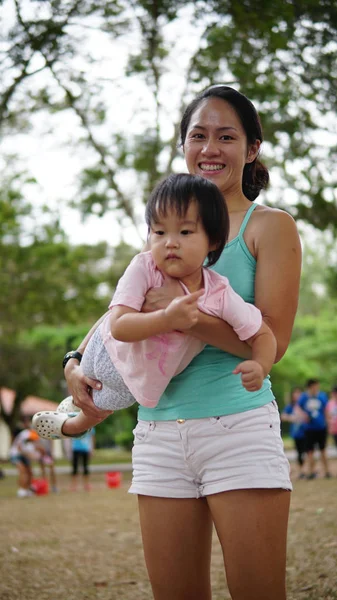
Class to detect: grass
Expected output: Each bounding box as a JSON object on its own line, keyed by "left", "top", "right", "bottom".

{"left": 0, "top": 447, "right": 132, "bottom": 471}
{"left": 1, "top": 464, "right": 337, "bottom": 600}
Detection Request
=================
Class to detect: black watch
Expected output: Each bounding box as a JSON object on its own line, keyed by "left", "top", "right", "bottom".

{"left": 62, "top": 350, "right": 83, "bottom": 369}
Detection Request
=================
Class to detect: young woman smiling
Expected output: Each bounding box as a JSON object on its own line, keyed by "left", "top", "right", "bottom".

{"left": 64, "top": 86, "right": 301, "bottom": 600}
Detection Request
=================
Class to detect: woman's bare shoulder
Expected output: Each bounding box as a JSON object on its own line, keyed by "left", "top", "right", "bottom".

{"left": 251, "top": 204, "right": 299, "bottom": 240}
{"left": 253, "top": 203, "right": 296, "bottom": 222}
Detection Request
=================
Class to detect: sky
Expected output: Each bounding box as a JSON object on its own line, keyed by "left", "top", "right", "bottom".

{"left": 1, "top": 1, "right": 203, "bottom": 249}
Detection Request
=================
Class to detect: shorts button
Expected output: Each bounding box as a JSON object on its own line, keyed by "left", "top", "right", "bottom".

{"left": 177, "top": 419, "right": 185, "bottom": 424}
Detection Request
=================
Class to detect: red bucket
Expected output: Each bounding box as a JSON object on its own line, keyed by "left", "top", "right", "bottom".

{"left": 31, "top": 478, "right": 49, "bottom": 495}
{"left": 105, "top": 471, "right": 122, "bottom": 489}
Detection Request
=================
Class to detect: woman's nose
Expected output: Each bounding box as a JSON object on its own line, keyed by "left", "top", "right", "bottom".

{"left": 201, "top": 138, "right": 220, "bottom": 156}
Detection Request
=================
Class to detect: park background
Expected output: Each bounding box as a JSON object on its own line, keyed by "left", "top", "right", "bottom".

{"left": 1, "top": 0, "right": 337, "bottom": 450}
{"left": 1, "top": 3, "right": 337, "bottom": 600}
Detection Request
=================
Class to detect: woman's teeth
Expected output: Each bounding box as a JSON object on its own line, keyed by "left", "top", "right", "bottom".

{"left": 199, "top": 163, "right": 225, "bottom": 171}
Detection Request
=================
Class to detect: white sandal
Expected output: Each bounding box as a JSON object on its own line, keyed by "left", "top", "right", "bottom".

{"left": 57, "top": 395, "right": 79, "bottom": 414}
{"left": 32, "top": 411, "right": 86, "bottom": 440}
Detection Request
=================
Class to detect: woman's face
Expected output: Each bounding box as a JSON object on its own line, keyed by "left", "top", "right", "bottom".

{"left": 183, "top": 97, "right": 260, "bottom": 198}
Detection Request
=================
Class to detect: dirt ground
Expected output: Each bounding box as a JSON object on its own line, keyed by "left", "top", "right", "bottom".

{"left": 0, "top": 467, "right": 337, "bottom": 600}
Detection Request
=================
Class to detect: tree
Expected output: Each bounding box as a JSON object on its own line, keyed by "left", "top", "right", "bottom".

{"left": 271, "top": 228, "right": 337, "bottom": 405}
{"left": 0, "top": 162, "right": 138, "bottom": 430}
{"left": 1, "top": 0, "right": 337, "bottom": 237}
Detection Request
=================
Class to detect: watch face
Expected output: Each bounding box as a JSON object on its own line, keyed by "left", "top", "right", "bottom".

{"left": 63, "top": 351, "right": 82, "bottom": 368}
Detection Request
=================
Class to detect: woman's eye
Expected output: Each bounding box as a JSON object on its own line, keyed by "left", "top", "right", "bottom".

{"left": 220, "top": 135, "right": 233, "bottom": 141}
{"left": 190, "top": 133, "right": 204, "bottom": 139}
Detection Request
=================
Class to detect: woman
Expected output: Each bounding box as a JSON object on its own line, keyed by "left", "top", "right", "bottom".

{"left": 64, "top": 86, "right": 301, "bottom": 600}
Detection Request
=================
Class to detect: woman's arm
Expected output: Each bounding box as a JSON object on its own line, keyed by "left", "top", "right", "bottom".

{"left": 189, "top": 313, "right": 252, "bottom": 359}
{"left": 280, "top": 411, "right": 293, "bottom": 423}
{"left": 142, "top": 278, "right": 252, "bottom": 359}
{"left": 254, "top": 209, "right": 302, "bottom": 362}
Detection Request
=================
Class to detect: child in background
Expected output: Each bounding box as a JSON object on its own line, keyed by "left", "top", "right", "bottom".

{"left": 9, "top": 421, "right": 47, "bottom": 497}
{"left": 326, "top": 386, "right": 337, "bottom": 449}
{"left": 281, "top": 387, "right": 308, "bottom": 479}
{"left": 70, "top": 429, "right": 95, "bottom": 492}
{"left": 38, "top": 438, "right": 58, "bottom": 492}
{"left": 298, "top": 379, "right": 331, "bottom": 479}
{"left": 33, "top": 173, "right": 276, "bottom": 440}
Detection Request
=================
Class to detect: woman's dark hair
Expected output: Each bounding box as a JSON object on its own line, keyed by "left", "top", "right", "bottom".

{"left": 145, "top": 173, "right": 229, "bottom": 267}
{"left": 180, "top": 85, "right": 269, "bottom": 201}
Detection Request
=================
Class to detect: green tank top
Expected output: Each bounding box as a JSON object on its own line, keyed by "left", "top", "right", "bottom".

{"left": 138, "top": 203, "right": 274, "bottom": 421}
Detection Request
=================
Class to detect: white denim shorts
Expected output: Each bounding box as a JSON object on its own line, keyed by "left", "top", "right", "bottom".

{"left": 129, "top": 401, "right": 292, "bottom": 498}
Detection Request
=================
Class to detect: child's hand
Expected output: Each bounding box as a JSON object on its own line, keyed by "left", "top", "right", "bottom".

{"left": 164, "top": 290, "right": 203, "bottom": 331}
{"left": 233, "top": 360, "right": 264, "bottom": 392}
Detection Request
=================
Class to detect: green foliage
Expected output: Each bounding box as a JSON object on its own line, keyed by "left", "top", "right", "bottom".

{"left": 2, "top": 0, "right": 336, "bottom": 230}
{"left": 0, "top": 165, "right": 138, "bottom": 427}
{"left": 2, "top": 0, "right": 337, "bottom": 437}
{"left": 272, "top": 304, "right": 337, "bottom": 400}
{"left": 95, "top": 404, "right": 138, "bottom": 448}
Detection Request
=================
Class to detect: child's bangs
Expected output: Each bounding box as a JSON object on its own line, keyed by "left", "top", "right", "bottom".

{"left": 151, "top": 192, "right": 193, "bottom": 223}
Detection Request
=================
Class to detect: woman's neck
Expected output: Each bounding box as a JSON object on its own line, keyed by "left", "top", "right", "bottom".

{"left": 221, "top": 186, "right": 252, "bottom": 214}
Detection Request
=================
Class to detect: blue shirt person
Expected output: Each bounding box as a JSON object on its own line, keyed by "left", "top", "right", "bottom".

{"left": 297, "top": 379, "right": 330, "bottom": 479}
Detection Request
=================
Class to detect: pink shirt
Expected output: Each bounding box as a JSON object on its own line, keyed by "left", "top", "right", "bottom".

{"left": 326, "top": 399, "right": 337, "bottom": 434}
{"left": 100, "top": 252, "right": 262, "bottom": 408}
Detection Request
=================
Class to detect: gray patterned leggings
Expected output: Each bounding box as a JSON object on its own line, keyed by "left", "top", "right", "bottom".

{"left": 81, "top": 327, "right": 136, "bottom": 411}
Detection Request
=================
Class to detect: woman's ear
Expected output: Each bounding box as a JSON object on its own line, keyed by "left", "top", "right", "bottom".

{"left": 246, "top": 139, "right": 261, "bottom": 163}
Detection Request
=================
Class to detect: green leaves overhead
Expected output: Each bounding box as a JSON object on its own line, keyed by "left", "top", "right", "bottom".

{"left": 2, "top": 0, "right": 337, "bottom": 231}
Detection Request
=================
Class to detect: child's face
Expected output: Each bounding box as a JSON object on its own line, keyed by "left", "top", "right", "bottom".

{"left": 149, "top": 200, "right": 211, "bottom": 283}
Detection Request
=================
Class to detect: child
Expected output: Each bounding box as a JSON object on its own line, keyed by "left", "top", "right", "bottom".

{"left": 9, "top": 420, "right": 48, "bottom": 497}
{"left": 33, "top": 173, "right": 276, "bottom": 440}
{"left": 281, "top": 387, "right": 308, "bottom": 479}
{"left": 326, "top": 385, "right": 337, "bottom": 448}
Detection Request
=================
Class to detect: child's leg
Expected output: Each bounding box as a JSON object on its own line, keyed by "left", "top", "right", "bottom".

{"left": 82, "top": 327, "right": 136, "bottom": 411}
{"left": 32, "top": 328, "right": 136, "bottom": 440}
{"left": 59, "top": 330, "right": 136, "bottom": 435}
{"left": 61, "top": 410, "right": 102, "bottom": 436}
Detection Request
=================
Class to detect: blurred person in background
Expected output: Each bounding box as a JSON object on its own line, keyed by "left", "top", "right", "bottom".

{"left": 38, "top": 438, "right": 58, "bottom": 493}
{"left": 70, "top": 428, "right": 95, "bottom": 492}
{"left": 298, "top": 379, "right": 331, "bottom": 479}
{"left": 9, "top": 418, "right": 45, "bottom": 498}
{"left": 326, "top": 386, "right": 337, "bottom": 450}
{"left": 281, "top": 387, "right": 308, "bottom": 479}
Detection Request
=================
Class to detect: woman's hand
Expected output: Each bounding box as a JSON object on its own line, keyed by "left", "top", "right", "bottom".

{"left": 142, "top": 276, "right": 184, "bottom": 313}
{"left": 64, "top": 360, "right": 112, "bottom": 420}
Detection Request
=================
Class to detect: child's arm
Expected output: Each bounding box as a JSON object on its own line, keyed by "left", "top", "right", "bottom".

{"left": 232, "top": 322, "right": 277, "bottom": 392}
{"left": 110, "top": 289, "right": 204, "bottom": 342}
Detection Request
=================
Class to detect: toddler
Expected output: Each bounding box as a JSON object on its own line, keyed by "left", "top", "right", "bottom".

{"left": 33, "top": 173, "right": 276, "bottom": 439}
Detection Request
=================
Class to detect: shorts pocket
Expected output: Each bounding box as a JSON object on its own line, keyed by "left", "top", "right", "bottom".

{"left": 132, "top": 421, "right": 152, "bottom": 444}
{"left": 214, "top": 402, "right": 280, "bottom": 434}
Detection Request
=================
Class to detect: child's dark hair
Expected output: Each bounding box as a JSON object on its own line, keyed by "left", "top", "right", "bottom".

{"left": 145, "top": 173, "right": 229, "bottom": 267}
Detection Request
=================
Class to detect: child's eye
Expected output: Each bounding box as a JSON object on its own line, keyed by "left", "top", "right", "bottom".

{"left": 181, "top": 229, "right": 193, "bottom": 235}
{"left": 154, "top": 230, "right": 164, "bottom": 236}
